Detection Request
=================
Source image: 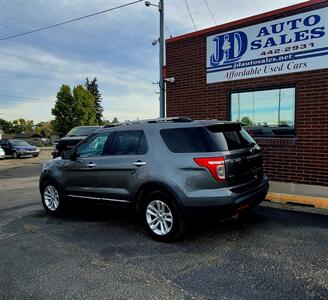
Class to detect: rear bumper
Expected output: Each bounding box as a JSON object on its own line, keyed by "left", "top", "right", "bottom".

{"left": 183, "top": 176, "right": 269, "bottom": 217}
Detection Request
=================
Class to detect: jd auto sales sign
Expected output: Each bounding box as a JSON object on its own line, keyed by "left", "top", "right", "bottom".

{"left": 206, "top": 7, "right": 328, "bottom": 83}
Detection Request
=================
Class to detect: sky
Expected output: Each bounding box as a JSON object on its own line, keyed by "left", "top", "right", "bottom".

{"left": 0, "top": 0, "right": 305, "bottom": 123}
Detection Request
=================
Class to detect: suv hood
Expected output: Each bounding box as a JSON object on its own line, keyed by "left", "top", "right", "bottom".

{"left": 58, "top": 135, "right": 87, "bottom": 141}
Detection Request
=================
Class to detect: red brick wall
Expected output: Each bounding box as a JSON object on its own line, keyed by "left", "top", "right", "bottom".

{"left": 166, "top": 2, "right": 328, "bottom": 187}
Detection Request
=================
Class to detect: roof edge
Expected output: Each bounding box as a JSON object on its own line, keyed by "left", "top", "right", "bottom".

{"left": 166, "top": 0, "right": 327, "bottom": 43}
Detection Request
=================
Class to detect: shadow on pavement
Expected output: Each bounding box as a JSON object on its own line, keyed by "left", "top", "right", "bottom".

{"left": 29, "top": 201, "right": 328, "bottom": 244}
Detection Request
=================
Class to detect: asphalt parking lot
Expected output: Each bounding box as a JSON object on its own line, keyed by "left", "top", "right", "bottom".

{"left": 0, "top": 151, "right": 327, "bottom": 299}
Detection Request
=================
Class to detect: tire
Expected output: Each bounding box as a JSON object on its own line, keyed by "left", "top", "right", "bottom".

{"left": 33, "top": 154, "right": 39, "bottom": 157}
{"left": 41, "top": 180, "right": 66, "bottom": 215}
{"left": 12, "top": 151, "right": 19, "bottom": 159}
{"left": 142, "top": 191, "right": 186, "bottom": 242}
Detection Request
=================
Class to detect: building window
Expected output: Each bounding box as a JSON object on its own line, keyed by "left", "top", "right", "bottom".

{"left": 230, "top": 87, "right": 295, "bottom": 137}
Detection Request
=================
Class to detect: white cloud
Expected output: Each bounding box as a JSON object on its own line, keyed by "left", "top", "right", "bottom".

{"left": 0, "top": 43, "right": 158, "bottom": 122}
{"left": 0, "top": 0, "right": 304, "bottom": 122}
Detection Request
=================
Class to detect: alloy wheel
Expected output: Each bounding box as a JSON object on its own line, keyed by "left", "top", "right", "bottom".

{"left": 146, "top": 200, "right": 173, "bottom": 236}
{"left": 44, "top": 186, "right": 60, "bottom": 211}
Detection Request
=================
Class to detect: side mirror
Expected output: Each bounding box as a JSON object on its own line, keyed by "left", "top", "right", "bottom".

{"left": 61, "top": 150, "right": 72, "bottom": 160}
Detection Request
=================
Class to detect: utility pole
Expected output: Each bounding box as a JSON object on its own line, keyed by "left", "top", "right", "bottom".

{"left": 159, "top": 0, "right": 165, "bottom": 118}
{"left": 145, "top": 0, "right": 165, "bottom": 118}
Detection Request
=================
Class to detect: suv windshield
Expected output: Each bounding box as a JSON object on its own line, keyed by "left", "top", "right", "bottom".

{"left": 160, "top": 124, "right": 256, "bottom": 153}
{"left": 66, "top": 126, "right": 100, "bottom": 137}
{"left": 10, "top": 140, "right": 30, "bottom": 146}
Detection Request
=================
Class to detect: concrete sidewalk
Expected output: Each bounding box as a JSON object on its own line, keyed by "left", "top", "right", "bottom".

{"left": 268, "top": 181, "right": 328, "bottom": 209}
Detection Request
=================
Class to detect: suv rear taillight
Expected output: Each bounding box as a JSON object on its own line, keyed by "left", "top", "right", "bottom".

{"left": 193, "top": 157, "right": 226, "bottom": 181}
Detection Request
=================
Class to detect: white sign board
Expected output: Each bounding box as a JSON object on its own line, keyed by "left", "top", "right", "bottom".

{"left": 206, "top": 7, "right": 328, "bottom": 83}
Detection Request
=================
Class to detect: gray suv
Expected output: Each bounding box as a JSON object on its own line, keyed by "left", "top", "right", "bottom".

{"left": 40, "top": 117, "right": 269, "bottom": 241}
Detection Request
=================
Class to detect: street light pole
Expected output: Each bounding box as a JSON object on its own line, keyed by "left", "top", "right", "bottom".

{"left": 159, "top": 0, "right": 165, "bottom": 118}
{"left": 145, "top": 0, "right": 165, "bottom": 118}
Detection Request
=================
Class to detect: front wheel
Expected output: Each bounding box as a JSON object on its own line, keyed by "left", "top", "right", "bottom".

{"left": 143, "top": 191, "right": 186, "bottom": 242}
{"left": 41, "top": 181, "right": 66, "bottom": 215}
{"left": 12, "top": 151, "right": 19, "bottom": 159}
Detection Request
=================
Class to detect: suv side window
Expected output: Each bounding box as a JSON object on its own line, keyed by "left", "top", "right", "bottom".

{"left": 107, "top": 131, "right": 147, "bottom": 155}
{"left": 76, "top": 133, "right": 110, "bottom": 158}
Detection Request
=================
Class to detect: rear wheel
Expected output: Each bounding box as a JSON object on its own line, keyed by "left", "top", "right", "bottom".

{"left": 41, "top": 180, "right": 66, "bottom": 215}
{"left": 142, "top": 191, "right": 186, "bottom": 242}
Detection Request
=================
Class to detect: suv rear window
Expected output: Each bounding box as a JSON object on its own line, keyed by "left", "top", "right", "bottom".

{"left": 160, "top": 124, "right": 256, "bottom": 153}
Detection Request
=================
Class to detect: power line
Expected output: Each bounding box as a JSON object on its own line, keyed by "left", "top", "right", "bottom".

{"left": 203, "top": 0, "right": 216, "bottom": 25}
{"left": 0, "top": 0, "right": 143, "bottom": 41}
{"left": 0, "top": 22, "right": 88, "bottom": 63}
{"left": 184, "top": 0, "right": 197, "bottom": 31}
{"left": 164, "top": 20, "right": 172, "bottom": 38}
{"left": 0, "top": 16, "right": 103, "bottom": 64}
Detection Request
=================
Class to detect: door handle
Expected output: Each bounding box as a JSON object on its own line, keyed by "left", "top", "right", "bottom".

{"left": 86, "top": 163, "right": 96, "bottom": 168}
{"left": 133, "top": 161, "right": 146, "bottom": 167}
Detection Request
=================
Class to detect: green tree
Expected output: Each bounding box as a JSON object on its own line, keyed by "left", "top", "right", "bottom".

{"left": 35, "top": 121, "right": 54, "bottom": 138}
{"left": 9, "top": 120, "right": 22, "bottom": 134}
{"left": 73, "top": 85, "right": 97, "bottom": 126}
{"left": 111, "top": 117, "right": 119, "bottom": 124}
{"left": 52, "top": 85, "right": 76, "bottom": 134}
{"left": 17, "top": 118, "right": 34, "bottom": 131}
{"left": 241, "top": 116, "right": 253, "bottom": 127}
{"left": 52, "top": 84, "right": 97, "bottom": 134}
{"left": 8, "top": 118, "right": 34, "bottom": 133}
{"left": 85, "top": 77, "right": 103, "bottom": 125}
{"left": 101, "top": 117, "right": 119, "bottom": 126}
{"left": 0, "top": 118, "right": 12, "bottom": 133}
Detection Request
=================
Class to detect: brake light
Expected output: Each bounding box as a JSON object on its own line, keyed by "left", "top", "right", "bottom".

{"left": 193, "top": 157, "right": 226, "bottom": 181}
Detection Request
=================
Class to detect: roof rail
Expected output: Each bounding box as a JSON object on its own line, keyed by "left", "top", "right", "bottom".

{"left": 104, "top": 116, "right": 193, "bottom": 128}
{"left": 148, "top": 117, "right": 193, "bottom": 123}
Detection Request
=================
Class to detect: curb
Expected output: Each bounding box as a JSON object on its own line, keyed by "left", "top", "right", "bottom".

{"left": 266, "top": 192, "right": 328, "bottom": 209}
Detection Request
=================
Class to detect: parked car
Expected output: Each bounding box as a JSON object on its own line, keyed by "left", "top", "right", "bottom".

{"left": 0, "top": 146, "right": 5, "bottom": 159}
{"left": 52, "top": 126, "right": 102, "bottom": 158}
{"left": 40, "top": 117, "right": 269, "bottom": 241}
{"left": 0, "top": 139, "right": 40, "bottom": 158}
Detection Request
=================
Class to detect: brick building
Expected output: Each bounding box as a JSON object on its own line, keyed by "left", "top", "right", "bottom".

{"left": 165, "top": 0, "right": 328, "bottom": 197}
